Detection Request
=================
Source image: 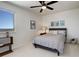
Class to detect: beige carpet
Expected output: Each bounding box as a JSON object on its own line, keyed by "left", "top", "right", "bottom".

{"left": 3, "top": 42, "right": 79, "bottom": 57}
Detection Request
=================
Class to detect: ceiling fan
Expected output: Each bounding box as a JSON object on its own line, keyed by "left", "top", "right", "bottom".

{"left": 30, "top": 1, "right": 58, "bottom": 13}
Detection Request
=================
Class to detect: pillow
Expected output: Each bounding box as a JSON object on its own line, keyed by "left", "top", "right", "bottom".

{"left": 58, "top": 30, "right": 65, "bottom": 35}
{"left": 48, "top": 31, "right": 58, "bottom": 35}
{"left": 53, "top": 31, "right": 58, "bottom": 34}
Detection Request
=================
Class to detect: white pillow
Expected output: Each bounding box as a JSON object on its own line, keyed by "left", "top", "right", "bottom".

{"left": 48, "top": 31, "right": 58, "bottom": 35}
{"left": 58, "top": 30, "right": 65, "bottom": 35}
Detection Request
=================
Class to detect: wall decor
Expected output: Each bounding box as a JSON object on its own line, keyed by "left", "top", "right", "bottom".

{"left": 55, "top": 21, "right": 59, "bottom": 26}
{"left": 59, "top": 20, "right": 65, "bottom": 26}
{"left": 51, "top": 20, "right": 65, "bottom": 27}
{"left": 30, "top": 20, "right": 36, "bottom": 29}
{"left": 51, "top": 21, "right": 59, "bottom": 26}
{"left": 51, "top": 21, "right": 54, "bottom": 26}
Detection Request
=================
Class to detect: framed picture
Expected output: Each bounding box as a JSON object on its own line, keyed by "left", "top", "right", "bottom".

{"left": 51, "top": 21, "right": 54, "bottom": 26}
{"left": 54, "top": 21, "right": 59, "bottom": 26}
{"left": 51, "top": 21, "right": 59, "bottom": 26}
{"left": 59, "top": 20, "right": 65, "bottom": 26}
{"left": 51, "top": 20, "right": 65, "bottom": 27}
{"left": 30, "top": 20, "right": 36, "bottom": 29}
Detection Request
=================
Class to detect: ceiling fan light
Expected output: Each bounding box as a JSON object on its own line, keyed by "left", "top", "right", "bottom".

{"left": 42, "top": 6, "right": 46, "bottom": 9}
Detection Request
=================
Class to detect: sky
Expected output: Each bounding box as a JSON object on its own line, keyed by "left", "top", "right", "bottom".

{"left": 0, "top": 9, "right": 14, "bottom": 29}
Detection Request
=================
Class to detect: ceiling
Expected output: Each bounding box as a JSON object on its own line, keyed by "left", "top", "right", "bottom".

{"left": 8, "top": 1, "right": 79, "bottom": 15}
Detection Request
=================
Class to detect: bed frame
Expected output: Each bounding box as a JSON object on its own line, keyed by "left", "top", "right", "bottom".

{"left": 33, "top": 28, "right": 67, "bottom": 56}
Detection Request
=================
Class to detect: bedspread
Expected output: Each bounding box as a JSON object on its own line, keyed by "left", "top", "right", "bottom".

{"left": 33, "top": 33, "right": 65, "bottom": 54}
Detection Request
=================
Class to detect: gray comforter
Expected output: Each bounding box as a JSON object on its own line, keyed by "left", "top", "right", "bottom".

{"left": 33, "top": 33, "right": 65, "bottom": 54}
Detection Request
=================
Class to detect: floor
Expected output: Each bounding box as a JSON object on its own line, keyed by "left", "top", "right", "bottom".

{"left": 3, "top": 42, "right": 79, "bottom": 57}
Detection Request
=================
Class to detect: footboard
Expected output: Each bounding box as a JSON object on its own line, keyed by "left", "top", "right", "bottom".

{"left": 33, "top": 43, "right": 60, "bottom": 56}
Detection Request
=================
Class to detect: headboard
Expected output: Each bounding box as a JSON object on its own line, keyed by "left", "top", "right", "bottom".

{"left": 49, "top": 28, "right": 67, "bottom": 43}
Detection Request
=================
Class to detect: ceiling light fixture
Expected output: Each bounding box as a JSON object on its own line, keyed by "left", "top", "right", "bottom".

{"left": 42, "top": 6, "right": 46, "bottom": 9}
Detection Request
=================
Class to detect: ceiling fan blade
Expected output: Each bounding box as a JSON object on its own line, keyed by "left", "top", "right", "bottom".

{"left": 46, "top": 6, "right": 54, "bottom": 10}
{"left": 42, "top": 1, "right": 45, "bottom": 4}
{"left": 47, "top": 1, "right": 58, "bottom": 5}
{"left": 40, "top": 9, "right": 43, "bottom": 13}
{"left": 39, "top": 1, "right": 43, "bottom": 5}
{"left": 39, "top": 1, "right": 45, "bottom": 5}
{"left": 30, "top": 6, "right": 42, "bottom": 8}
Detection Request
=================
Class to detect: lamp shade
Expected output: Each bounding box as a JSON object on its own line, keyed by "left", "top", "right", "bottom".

{"left": 41, "top": 26, "right": 49, "bottom": 33}
{"left": 37, "top": 26, "right": 49, "bottom": 35}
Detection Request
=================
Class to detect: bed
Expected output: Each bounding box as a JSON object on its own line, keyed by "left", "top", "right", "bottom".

{"left": 32, "top": 28, "right": 67, "bottom": 56}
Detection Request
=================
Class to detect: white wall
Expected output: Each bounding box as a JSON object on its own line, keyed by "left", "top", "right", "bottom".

{"left": 0, "top": 2, "right": 41, "bottom": 49}
{"left": 42, "top": 8, "right": 79, "bottom": 43}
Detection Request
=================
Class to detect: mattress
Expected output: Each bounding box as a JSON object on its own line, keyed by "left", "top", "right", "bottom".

{"left": 33, "top": 33, "right": 65, "bottom": 54}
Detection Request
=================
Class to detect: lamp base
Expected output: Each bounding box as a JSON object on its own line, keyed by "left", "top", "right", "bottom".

{"left": 40, "top": 33, "right": 46, "bottom": 35}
